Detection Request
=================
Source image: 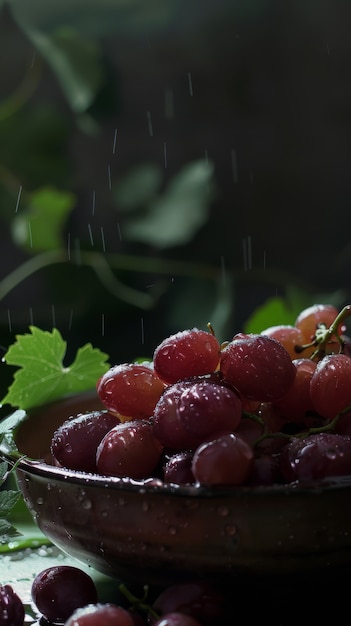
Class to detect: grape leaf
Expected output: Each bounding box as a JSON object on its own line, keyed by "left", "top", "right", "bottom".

{"left": 1, "top": 326, "right": 110, "bottom": 410}
{"left": 0, "top": 462, "right": 22, "bottom": 543}
{"left": 11, "top": 186, "right": 75, "bottom": 252}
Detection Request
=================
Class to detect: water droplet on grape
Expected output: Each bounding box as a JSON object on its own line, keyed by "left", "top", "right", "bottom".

{"left": 81, "top": 499, "right": 92, "bottom": 510}
{"left": 217, "top": 505, "right": 229, "bottom": 517}
{"left": 224, "top": 524, "right": 237, "bottom": 536}
{"left": 36, "top": 496, "right": 44, "bottom": 505}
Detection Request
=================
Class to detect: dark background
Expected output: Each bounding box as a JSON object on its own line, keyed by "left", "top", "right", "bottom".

{"left": 1, "top": 0, "right": 351, "bottom": 382}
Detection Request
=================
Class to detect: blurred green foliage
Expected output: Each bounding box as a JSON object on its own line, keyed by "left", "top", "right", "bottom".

{"left": 0, "top": 0, "right": 348, "bottom": 401}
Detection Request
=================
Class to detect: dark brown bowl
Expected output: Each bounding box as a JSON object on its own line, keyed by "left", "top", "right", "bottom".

{"left": 1, "top": 391, "right": 351, "bottom": 587}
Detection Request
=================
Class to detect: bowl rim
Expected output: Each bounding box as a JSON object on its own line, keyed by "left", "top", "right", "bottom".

{"left": 1, "top": 399, "right": 351, "bottom": 498}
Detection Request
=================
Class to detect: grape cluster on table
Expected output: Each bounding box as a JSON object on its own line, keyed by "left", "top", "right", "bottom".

{"left": 52, "top": 302, "right": 351, "bottom": 486}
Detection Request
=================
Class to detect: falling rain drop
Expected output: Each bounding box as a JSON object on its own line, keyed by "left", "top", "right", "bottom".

{"left": 15, "top": 185, "right": 22, "bottom": 213}
{"left": 147, "top": 111, "right": 154, "bottom": 136}
{"left": 7, "top": 309, "right": 12, "bottom": 332}
{"left": 242, "top": 235, "right": 252, "bottom": 271}
{"left": 68, "top": 309, "right": 73, "bottom": 331}
{"left": 220, "top": 255, "right": 226, "bottom": 287}
{"left": 101, "top": 226, "right": 106, "bottom": 252}
{"left": 51, "top": 304, "right": 56, "bottom": 328}
{"left": 112, "top": 128, "right": 118, "bottom": 154}
{"left": 140, "top": 317, "right": 144, "bottom": 345}
{"left": 67, "top": 231, "right": 71, "bottom": 261}
{"left": 187, "top": 72, "right": 193, "bottom": 96}
{"left": 88, "top": 223, "right": 94, "bottom": 246}
{"left": 28, "top": 220, "right": 33, "bottom": 247}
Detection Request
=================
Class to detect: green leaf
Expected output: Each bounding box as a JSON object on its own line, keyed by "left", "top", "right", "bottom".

{"left": 0, "top": 490, "right": 21, "bottom": 517}
{"left": 25, "top": 26, "right": 105, "bottom": 113}
{"left": 115, "top": 163, "right": 163, "bottom": 211}
{"left": 122, "top": 159, "right": 216, "bottom": 248}
{"left": 0, "top": 518, "right": 21, "bottom": 544}
{"left": 11, "top": 186, "right": 75, "bottom": 252}
{"left": 0, "top": 461, "right": 8, "bottom": 484}
{"left": 244, "top": 296, "right": 298, "bottom": 334}
{"left": 1, "top": 326, "right": 110, "bottom": 410}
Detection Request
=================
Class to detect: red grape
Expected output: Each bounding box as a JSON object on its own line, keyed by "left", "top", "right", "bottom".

{"left": 191, "top": 433, "right": 254, "bottom": 486}
{"left": 152, "top": 580, "right": 225, "bottom": 626}
{"left": 279, "top": 433, "right": 351, "bottom": 482}
{"left": 153, "top": 329, "right": 220, "bottom": 384}
{"left": 310, "top": 353, "right": 351, "bottom": 419}
{"left": 152, "top": 613, "right": 203, "bottom": 626}
{"left": 64, "top": 603, "right": 137, "bottom": 626}
{"left": 152, "top": 381, "right": 204, "bottom": 450}
{"left": 247, "top": 451, "right": 281, "bottom": 486}
{"left": 260, "top": 324, "right": 305, "bottom": 360}
{"left": 295, "top": 303, "right": 346, "bottom": 345}
{"left": 31, "top": 566, "right": 98, "bottom": 624}
{"left": 272, "top": 358, "right": 317, "bottom": 424}
{"left": 97, "top": 362, "right": 166, "bottom": 420}
{"left": 219, "top": 333, "right": 296, "bottom": 401}
{"left": 177, "top": 380, "right": 242, "bottom": 444}
{"left": 51, "top": 410, "right": 120, "bottom": 472}
{"left": 0, "top": 584, "right": 24, "bottom": 626}
{"left": 163, "top": 451, "right": 195, "bottom": 485}
{"left": 96, "top": 419, "right": 163, "bottom": 479}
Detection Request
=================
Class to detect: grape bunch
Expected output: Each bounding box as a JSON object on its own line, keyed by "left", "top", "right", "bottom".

{"left": 0, "top": 565, "right": 225, "bottom": 625}
{"left": 51, "top": 303, "right": 351, "bottom": 487}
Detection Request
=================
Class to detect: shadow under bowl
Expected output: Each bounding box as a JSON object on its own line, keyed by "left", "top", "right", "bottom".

{"left": 1, "top": 391, "right": 351, "bottom": 588}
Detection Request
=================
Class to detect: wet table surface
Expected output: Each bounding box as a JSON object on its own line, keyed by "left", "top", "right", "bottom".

{"left": 1, "top": 524, "right": 121, "bottom": 625}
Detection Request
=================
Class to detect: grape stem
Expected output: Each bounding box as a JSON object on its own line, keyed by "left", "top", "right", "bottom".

{"left": 252, "top": 402, "right": 351, "bottom": 448}
{"left": 296, "top": 304, "right": 351, "bottom": 360}
{"left": 118, "top": 583, "right": 159, "bottom": 620}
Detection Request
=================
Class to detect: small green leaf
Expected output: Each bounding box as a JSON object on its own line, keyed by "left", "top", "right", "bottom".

{"left": 115, "top": 163, "right": 162, "bottom": 211}
{"left": 122, "top": 159, "right": 215, "bottom": 248}
{"left": 0, "top": 461, "right": 8, "bottom": 484}
{"left": 0, "top": 518, "right": 22, "bottom": 544}
{"left": 1, "top": 326, "right": 110, "bottom": 410}
{"left": 0, "top": 490, "right": 21, "bottom": 517}
{"left": 244, "top": 296, "right": 298, "bottom": 334}
{"left": 11, "top": 186, "right": 75, "bottom": 252}
{"left": 29, "top": 27, "right": 105, "bottom": 113}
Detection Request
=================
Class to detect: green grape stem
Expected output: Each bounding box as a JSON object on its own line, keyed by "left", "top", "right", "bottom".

{"left": 252, "top": 403, "right": 351, "bottom": 448}
{"left": 297, "top": 304, "right": 351, "bottom": 360}
{"left": 118, "top": 583, "right": 159, "bottom": 620}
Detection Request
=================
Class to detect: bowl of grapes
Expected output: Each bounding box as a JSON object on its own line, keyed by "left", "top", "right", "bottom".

{"left": 2, "top": 302, "right": 351, "bottom": 589}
